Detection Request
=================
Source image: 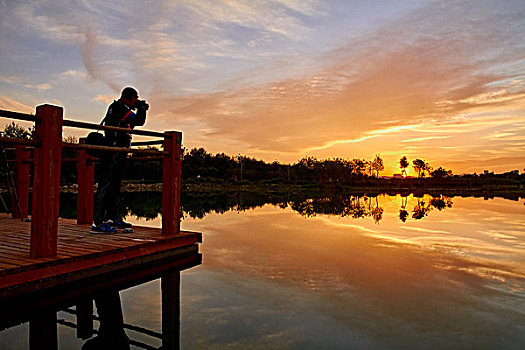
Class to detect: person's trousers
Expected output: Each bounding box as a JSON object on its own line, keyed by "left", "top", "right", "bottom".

{"left": 93, "top": 152, "right": 126, "bottom": 226}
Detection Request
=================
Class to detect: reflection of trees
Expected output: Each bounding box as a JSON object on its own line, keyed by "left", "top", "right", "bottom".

{"left": 123, "top": 192, "right": 162, "bottom": 220}
{"left": 56, "top": 192, "right": 454, "bottom": 223}
{"left": 181, "top": 191, "right": 285, "bottom": 219}
{"left": 412, "top": 198, "right": 431, "bottom": 220}
{"left": 430, "top": 196, "right": 453, "bottom": 210}
{"left": 289, "top": 195, "right": 385, "bottom": 223}
{"left": 399, "top": 195, "right": 408, "bottom": 222}
{"left": 399, "top": 209, "right": 409, "bottom": 222}
{"left": 371, "top": 206, "right": 383, "bottom": 224}
{"left": 408, "top": 195, "right": 453, "bottom": 221}
{"left": 370, "top": 196, "right": 383, "bottom": 224}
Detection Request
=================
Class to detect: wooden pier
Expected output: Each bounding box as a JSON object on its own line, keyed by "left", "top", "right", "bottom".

{"left": 0, "top": 105, "right": 202, "bottom": 348}
{"left": 0, "top": 213, "right": 201, "bottom": 300}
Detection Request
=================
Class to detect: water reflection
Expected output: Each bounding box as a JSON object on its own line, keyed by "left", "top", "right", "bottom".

{"left": 5, "top": 193, "right": 522, "bottom": 348}
{"left": 175, "top": 197, "right": 525, "bottom": 348}
{"left": 0, "top": 252, "right": 200, "bottom": 350}
{"left": 56, "top": 191, "right": 459, "bottom": 224}
{"left": 145, "top": 192, "right": 455, "bottom": 224}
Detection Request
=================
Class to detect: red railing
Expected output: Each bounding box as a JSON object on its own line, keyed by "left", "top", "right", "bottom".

{"left": 0, "top": 104, "right": 182, "bottom": 258}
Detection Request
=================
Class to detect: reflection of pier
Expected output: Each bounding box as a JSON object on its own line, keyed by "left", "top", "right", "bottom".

{"left": 0, "top": 218, "right": 200, "bottom": 348}
{"left": 0, "top": 105, "right": 201, "bottom": 348}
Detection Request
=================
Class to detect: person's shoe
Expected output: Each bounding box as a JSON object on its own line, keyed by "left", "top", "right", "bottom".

{"left": 107, "top": 218, "right": 132, "bottom": 229}
{"left": 90, "top": 223, "right": 118, "bottom": 234}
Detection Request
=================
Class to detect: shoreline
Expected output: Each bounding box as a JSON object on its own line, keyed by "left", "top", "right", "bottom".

{"left": 55, "top": 181, "right": 525, "bottom": 201}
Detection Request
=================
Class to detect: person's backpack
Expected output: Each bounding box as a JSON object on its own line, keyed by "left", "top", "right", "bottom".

{"left": 85, "top": 117, "right": 107, "bottom": 158}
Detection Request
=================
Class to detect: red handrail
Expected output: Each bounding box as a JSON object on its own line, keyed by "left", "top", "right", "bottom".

{"left": 1, "top": 104, "right": 182, "bottom": 258}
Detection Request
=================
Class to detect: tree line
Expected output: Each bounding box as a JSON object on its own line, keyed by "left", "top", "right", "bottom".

{"left": 1, "top": 123, "right": 522, "bottom": 186}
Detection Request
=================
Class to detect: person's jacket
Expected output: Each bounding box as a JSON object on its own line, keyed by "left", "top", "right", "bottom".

{"left": 103, "top": 99, "right": 147, "bottom": 148}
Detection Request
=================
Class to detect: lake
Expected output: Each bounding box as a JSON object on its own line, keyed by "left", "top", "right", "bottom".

{"left": 1, "top": 193, "right": 524, "bottom": 349}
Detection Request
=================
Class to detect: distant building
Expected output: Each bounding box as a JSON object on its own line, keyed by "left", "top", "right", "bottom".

{"left": 392, "top": 174, "right": 404, "bottom": 179}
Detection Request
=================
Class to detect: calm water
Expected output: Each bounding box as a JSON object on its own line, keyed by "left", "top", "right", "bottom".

{"left": 2, "top": 194, "right": 524, "bottom": 349}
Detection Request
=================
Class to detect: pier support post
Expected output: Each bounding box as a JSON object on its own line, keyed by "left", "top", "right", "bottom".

{"left": 30, "top": 104, "right": 63, "bottom": 258}
{"left": 29, "top": 311, "right": 57, "bottom": 350}
{"left": 162, "top": 270, "right": 181, "bottom": 350}
{"left": 12, "top": 145, "right": 30, "bottom": 218}
{"left": 76, "top": 299, "right": 94, "bottom": 339}
{"left": 77, "top": 138, "right": 94, "bottom": 224}
{"left": 162, "top": 131, "right": 182, "bottom": 235}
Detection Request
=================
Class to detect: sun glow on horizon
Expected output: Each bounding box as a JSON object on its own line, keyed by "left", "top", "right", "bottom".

{"left": 0, "top": 1, "right": 524, "bottom": 175}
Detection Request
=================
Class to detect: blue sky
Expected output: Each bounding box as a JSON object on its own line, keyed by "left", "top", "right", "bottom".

{"left": 1, "top": 0, "right": 524, "bottom": 174}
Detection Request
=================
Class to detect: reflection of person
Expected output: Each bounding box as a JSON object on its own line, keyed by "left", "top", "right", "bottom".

{"left": 91, "top": 87, "right": 148, "bottom": 234}
{"left": 82, "top": 291, "right": 130, "bottom": 350}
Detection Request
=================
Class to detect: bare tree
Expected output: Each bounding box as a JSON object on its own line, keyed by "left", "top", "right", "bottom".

{"left": 371, "top": 154, "right": 384, "bottom": 177}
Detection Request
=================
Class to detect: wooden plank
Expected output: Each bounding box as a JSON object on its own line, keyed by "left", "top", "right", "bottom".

{"left": 0, "top": 213, "right": 201, "bottom": 292}
{"left": 0, "top": 216, "right": 201, "bottom": 290}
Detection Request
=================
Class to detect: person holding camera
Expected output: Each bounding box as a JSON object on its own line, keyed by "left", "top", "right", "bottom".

{"left": 91, "top": 86, "right": 149, "bottom": 234}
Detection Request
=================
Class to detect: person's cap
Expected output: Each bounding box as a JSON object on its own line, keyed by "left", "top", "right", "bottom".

{"left": 121, "top": 87, "right": 138, "bottom": 99}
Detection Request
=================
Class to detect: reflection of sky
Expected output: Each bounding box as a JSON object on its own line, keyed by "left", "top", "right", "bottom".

{"left": 124, "top": 195, "right": 525, "bottom": 348}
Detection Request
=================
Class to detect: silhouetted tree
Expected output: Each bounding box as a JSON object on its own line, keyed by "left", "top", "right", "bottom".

{"left": 431, "top": 167, "right": 453, "bottom": 178}
{"left": 412, "top": 158, "right": 432, "bottom": 178}
{"left": 351, "top": 159, "right": 368, "bottom": 176}
{"left": 371, "top": 154, "right": 384, "bottom": 177}
{"left": 1, "top": 122, "right": 33, "bottom": 139}
{"left": 400, "top": 156, "right": 409, "bottom": 177}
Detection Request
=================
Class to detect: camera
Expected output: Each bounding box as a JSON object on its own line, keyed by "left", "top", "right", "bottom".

{"left": 134, "top": 99, "right": 149, "bottom": 111}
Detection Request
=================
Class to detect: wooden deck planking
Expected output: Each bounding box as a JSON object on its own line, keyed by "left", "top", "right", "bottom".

{"left": 0, "top": 213, "right": 201, "bottom": 294}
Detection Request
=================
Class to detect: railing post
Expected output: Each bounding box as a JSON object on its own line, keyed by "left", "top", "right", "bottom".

{"left": 77, "top": 138, "right": 94, "bottom": 224}
{"left": 12, "top": 145, "right": 30, "bottom": 219}
{"left": 162, "top": 131, "right": 182, "bottom": 235}
{"left": 30, "top": 104, "right": 63, "bottom": 258}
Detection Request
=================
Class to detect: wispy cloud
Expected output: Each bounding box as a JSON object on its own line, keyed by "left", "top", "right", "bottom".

{"left": 93, "top": 94, "right": 115, "bottom": 104}
{"left": 0, "top": 96, "right": 34, "bottom": 113}
{"left": 367, "top": 125, "right": 422, "bottom": 136}
{"left": 24, "top": 83, "right": 52, "bottom": 91}
{"left": 402, "top": 136, "right": 449, "bottom": 143}
{"left": 302, "top": 136, "right": 378, "bottom": 153}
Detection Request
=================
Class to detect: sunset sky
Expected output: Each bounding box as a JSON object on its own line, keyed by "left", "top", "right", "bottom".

{"left": 1, "top": 0, "right": 524, "bottom": 175}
